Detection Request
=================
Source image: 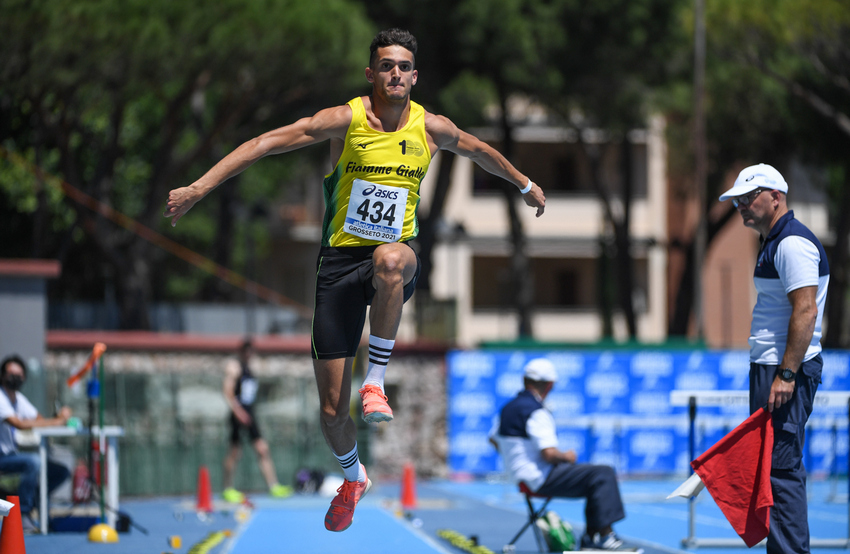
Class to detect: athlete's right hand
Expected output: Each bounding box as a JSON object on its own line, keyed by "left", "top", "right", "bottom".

{"left": 236, "top": 409, "right": 252, "bottom": 425}
{"left": 522, "top": 182, "right": 546, "bottom": 217}
{"left": 164, "top": 185, "right": 202, "bottom": 227}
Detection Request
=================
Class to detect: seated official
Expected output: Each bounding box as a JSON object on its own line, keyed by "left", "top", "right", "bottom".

{"left": 489, "top": 358, "right": 627, "bottom": 551}
{"left": 0, "top": 355, "right": 72, "bottom": 519}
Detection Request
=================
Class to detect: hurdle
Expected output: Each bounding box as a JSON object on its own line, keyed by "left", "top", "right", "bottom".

{"left": 670, "top": 389, "right": 850, "bottom": 549}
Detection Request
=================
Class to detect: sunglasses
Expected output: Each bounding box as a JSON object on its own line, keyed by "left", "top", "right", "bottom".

{"left": 732, "top": 188, "right": 765, "bottom": 208}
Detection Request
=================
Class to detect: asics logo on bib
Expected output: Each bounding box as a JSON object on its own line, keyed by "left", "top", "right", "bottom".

{"left": 361, "top": 185, "right": 399, "bottom": 200}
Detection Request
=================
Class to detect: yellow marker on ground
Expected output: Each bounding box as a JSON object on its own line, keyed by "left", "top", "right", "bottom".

{"left": 88, "top": 523, "right": 119, "bottom": 543}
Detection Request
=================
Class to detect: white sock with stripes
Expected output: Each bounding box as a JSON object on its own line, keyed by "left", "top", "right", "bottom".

{"left": 334, "top": 443, "right": 366, "bottom": 482}
{"left": 363, "top": 335, "right": 395, "bottom": 393}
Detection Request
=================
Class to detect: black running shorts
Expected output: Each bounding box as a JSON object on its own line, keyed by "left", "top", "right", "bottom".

{"left": 311, "top": 243, "right": 420, "bottom": 359}
{"left": 229, "top": 409, "right": 262, "bottom": 445}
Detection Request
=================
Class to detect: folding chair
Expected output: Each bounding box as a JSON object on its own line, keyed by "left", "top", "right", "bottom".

{"left": 503, "top": 482, "right": 553, "bottom": 553}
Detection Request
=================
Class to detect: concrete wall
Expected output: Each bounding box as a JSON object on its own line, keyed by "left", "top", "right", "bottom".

{"left": 0, "top": 260, "right": 61, "bottom": 412}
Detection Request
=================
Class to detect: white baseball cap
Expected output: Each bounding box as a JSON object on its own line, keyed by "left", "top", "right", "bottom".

{"left": 523, "top": 358, "right": 557, "bottom": 382}
{"left": 719, "top": 163, "right": 788, "bottom": 201}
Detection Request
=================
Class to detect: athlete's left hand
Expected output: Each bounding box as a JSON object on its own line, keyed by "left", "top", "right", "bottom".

{"left": 522, "top": 182, "right": 546, "bottom": 217}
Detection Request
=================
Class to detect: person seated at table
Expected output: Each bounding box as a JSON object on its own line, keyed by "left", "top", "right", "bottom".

{"left": 489, "top": 358, "right": 628, "bottom": 551}
{"left": 0, "top": 354, "right": 73, "bottom": 521}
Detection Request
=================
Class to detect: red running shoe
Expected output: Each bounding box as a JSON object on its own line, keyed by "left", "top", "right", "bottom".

{"left": 359, "top": 385, "right": 394, "bottom": 423}
{"left": 324, "top": 466, "right": 372, "bottom": 532}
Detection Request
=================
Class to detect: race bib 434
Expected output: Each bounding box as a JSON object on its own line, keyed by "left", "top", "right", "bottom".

{"left": 344, "top": 179, "right": 409, "bottom": 243}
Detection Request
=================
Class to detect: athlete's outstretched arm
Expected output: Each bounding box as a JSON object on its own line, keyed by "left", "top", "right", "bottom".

{"left": 426, "top": 113, "right": 545, "bottom": 217}
{"left": 164, "top": 105, "right": 351, "bottom": 226}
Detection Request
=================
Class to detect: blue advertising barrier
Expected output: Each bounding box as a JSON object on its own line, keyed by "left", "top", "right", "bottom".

{"left": 446, "top": 349, "right": 850, "bottom": 477}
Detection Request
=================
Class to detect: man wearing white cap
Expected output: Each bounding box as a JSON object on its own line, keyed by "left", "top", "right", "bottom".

{"left": 720, "top": 163, "right": 829, "bottom": 554}
{"left": 489, "top": 358, "right": 626, "bottom": 550}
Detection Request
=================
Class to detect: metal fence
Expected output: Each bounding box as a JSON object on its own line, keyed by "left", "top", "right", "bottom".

{"left": 42, "top": 368, "right": 343, "bottom": 496}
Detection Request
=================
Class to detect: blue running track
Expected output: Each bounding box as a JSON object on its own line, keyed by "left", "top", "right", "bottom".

{"left": 17, "top": 477, "right": 848, "bottom": 554}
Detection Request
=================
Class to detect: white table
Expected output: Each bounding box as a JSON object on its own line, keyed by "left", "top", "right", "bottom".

{"left": 32, "top": 425, "right": 124, "bottom": 535}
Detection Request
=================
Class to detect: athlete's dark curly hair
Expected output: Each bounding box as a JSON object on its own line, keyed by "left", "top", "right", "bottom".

{"left": 369, "top": 28, "right": 417, "bottom": 67}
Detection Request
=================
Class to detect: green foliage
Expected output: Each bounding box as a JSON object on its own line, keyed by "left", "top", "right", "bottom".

{"left": 0, "top": 144, "right": 75, "bottom": 229}
{"left": 4, "top": 0, "right": 845, "bottom": 333}
{"left": 437, "top": 72, "right": 498, "bottom": 128}
{"left": 693, "top": 0, "right": 850, "bottom": 191}
{"left": 659, "top": 0, "right": 850, "bottom": 342}
{"left": 446, "top": 0, "right": 689, "bottom": 130}
{"left": 0, "top": 0, "right": 374, "bottom": 312}
{"left": 367, "top": 0, "right": 688, "bottom": 129}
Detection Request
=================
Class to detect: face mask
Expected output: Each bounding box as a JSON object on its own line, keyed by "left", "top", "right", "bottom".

{"left": 4, "top": 375, "right": 24, "bottom": 391}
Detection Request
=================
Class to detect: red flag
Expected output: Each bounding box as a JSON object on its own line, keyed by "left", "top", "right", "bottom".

{"left": 67, "top": 342, "right": 107, "bottom": 387}
{"left": 691, "top": 408, "right": 774, "bottom": 547}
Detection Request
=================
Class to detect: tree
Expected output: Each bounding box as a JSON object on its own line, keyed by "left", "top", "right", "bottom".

{"left": 0, "top": 0, "right": 374, "bottom": 328}
{"left": 366, "top": 0, "right": 687, "bottom": 340}
{"left": 665, "top": 0, "right": 850, "bottom": 345}
{"left": 716, "top": 0, "right": 850, "bottom": 347}
{"left": 523, "top": 0, "right": 688, "bottom": 339}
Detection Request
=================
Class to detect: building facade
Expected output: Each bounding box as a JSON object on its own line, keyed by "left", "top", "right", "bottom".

{"left": 424, "top": 115, "right": 669, "bottom": 346}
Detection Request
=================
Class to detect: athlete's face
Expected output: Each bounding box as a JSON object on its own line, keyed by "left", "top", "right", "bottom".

{"left": 239, "top": 345, "right": 254, "bottom": 362}
{"left": 366, "top": 45, "right": 417, "bottom": 104}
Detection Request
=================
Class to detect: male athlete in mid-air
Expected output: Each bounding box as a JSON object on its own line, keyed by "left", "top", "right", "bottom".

{"left": 165, "top": 28, "right": 545, "bottom": 531}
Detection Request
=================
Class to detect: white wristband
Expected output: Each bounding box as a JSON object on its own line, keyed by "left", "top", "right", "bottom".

{"left": 519, "top": 179, "right": 533, "bottom": 194}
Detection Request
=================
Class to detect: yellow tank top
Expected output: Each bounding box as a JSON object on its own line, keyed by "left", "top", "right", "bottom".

{"left": 321, "top": 96, "right": 431, "bottom": 247}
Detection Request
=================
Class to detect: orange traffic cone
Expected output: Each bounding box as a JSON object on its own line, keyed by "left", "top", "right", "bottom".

{"left": 196, "top": 466, "right": 213, "bottom": 513}
{"left": 401, "top": 462, "right": 417, "bottom": 510}
{"left": 0, "top": 495, "right": 26, "bottom": 553}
